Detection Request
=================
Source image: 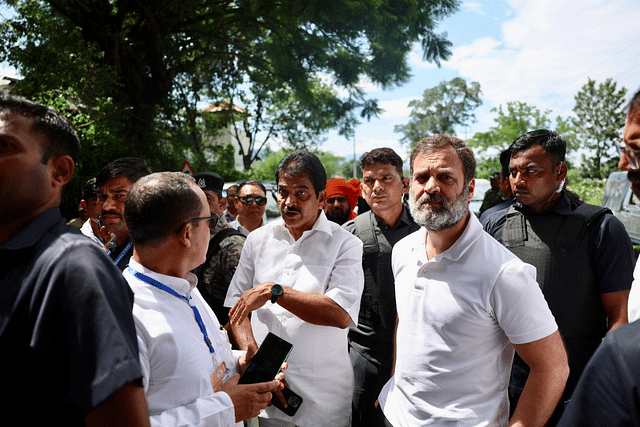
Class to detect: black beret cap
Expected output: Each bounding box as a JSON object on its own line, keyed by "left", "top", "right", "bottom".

{"left": 194, "top": 172, "right": 225, "bottom": 193}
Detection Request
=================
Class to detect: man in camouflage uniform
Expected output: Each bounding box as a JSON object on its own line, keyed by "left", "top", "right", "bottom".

{"left": 194, "top": 172, "right": 246, "bottom": 326}
{"left": 478, "top": 171, "right": 507, "bottom": 216}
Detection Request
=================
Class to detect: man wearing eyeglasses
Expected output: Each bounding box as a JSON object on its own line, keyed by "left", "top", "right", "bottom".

{"left": 123, "top": 172, "right": 284, "bottom": 426}
{"left": 194, "top": 172, "right": 246, "bottom": 326}
{"left": 229, "top": 180, "right": 268, "bottom": 235}
{"left": 482, "top": 129, "right": 634, "bottom": 425}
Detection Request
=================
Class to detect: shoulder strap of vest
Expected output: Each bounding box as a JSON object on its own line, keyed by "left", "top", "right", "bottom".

{"left": 556, "top": 203, "right": 610, "bottom": 253}
{"left": 352, "top": 211, "right": 380, "bottom": 254}
{"left": 206, "top": 227, "right": 245, "bottom": 262}
{"left": 502, "top": 205, "right": 527, "bottom": 247}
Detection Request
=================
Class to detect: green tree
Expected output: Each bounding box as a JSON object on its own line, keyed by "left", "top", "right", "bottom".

{"left": 468, "top": 101, "right": 555, "bottom": 177}
{"left": 1, "top": 0, "right": 460, "bottom": 172}
{"left": 572, "top": 78, "right": 627, "bottom": 178}
{"left": 394, "top": 77, "right": 482, "bottom": 146}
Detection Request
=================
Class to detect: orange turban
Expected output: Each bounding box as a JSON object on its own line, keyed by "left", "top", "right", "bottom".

{"left": 326, "top": 178, "right": 360, "bottom": 220}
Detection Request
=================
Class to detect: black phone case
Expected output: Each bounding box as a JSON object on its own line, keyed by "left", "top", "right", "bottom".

{"left": 272, "top": 386, "right": 303, "bottom": 416}
{"left": 238, "top": 332, "right": 293, "bottom": 385}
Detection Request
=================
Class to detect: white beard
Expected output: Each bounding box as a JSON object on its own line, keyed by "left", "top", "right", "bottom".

{"left": 409, "top": 185, "right": 469, "bottom": 231}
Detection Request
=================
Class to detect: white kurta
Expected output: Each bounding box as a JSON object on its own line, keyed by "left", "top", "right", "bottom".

{"left": 225, "top": 212, "right": 364, "bottom": 427}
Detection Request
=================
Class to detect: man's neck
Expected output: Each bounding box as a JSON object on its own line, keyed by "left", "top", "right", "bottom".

{"left": 114, "top": 230, "right": 130, "bottom": 246}
{"left": 131, "top": 246, "right": 189, "bottom": 279}
{"left": 237, "top": 215, "right": 262, "bottom": 232}
{"left": 525, "top": 191, "right": 563, "bottom": 214}
{"left": 0, "top": 205, "right": 53, "bottom": 246}
{"left": 372, "top": 203, "right": 404, "bottom": 228}
{"left": 425, "top": 212, "right": 470, "bottom": 259}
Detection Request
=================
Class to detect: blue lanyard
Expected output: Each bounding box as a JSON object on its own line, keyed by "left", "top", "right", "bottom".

{"left": 108, "top": 242, "right": 133, "bottom": 265}
{"left": 128, "top": 267, "right": 215, "bottom": 354}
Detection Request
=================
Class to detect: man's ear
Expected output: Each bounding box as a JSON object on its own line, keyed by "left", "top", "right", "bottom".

{"left": 402, "top": 177, "right": 409, "bottom": 194}
{"left": 176, "top": 222, "right": 194, "bottom": 248}
{"left": 49, "top": 155, "right": 75, "bottom": 188}
{"left": 467, "top": 178, "right": 476, "bottom": 203}
{"left": 318, "top": 189, "right": 327, "bottom": 206}
{"left": 557, "top": 161, "right": 568, "bottom": 182}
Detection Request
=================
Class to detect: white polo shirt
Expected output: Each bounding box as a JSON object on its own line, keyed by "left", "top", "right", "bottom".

{"left": 225, "top": 211, "right": 364, "bottom": 427}
{"left": 379, "top": 214, "right": 558, "bottom": 426}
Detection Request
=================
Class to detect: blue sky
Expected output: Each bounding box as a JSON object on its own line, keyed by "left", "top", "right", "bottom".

{"left": 2, "top": 0, "right": 640, "bottom": 169}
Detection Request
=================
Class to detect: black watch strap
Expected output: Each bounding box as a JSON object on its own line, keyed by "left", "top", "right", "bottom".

{"left": 271, "top": 284, "right": 283, "bottom": 304}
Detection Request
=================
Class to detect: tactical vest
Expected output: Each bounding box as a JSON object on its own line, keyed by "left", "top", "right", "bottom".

{"left": 503, "top": 203, "right": 610, "bottom": 339}
{"left": 352, "top": 211, "right": 396, "bottom": 331}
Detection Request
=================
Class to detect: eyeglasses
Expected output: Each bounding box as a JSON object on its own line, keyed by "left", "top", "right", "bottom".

{"left": 238, "top": 195, "right": 267, "bottom": 206}
{"left": 174, "top": 213, "right": 219, "bottom": 235}
{"left": 615, "top": 138, "right": 640, "bottom": 170}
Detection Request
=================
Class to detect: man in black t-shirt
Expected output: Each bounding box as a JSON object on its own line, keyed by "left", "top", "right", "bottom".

{"left": 0, "top": 92, "right": 150, "bottom": 426}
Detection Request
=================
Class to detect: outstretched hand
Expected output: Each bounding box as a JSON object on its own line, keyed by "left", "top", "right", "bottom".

{"left": 229, "top": 282, "right": 275, "bottom": 325}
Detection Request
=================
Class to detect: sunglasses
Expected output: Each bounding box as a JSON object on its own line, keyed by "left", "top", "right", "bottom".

{"left": 238, "top": 195, "right": 267, "bottom": 206}
{"left": 174, "top": 213, "right": 219, "bottom": 235}
{"left": 615, "top": 138, "right": 640, "bottom": 170}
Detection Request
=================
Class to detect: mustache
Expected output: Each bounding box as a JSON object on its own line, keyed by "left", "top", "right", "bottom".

{"left": 101, "top": 210, "right": 123, "bottom": 218}
{"left": 416, "top": 192, "right": 447, "bottom": 205}
{"left": 282, "top": 206, "right": 301, "bottom": 213}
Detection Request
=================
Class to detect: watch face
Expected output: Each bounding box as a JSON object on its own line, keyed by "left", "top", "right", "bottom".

{"left": 272, "top": 284, "right": 283, "bottom": 296}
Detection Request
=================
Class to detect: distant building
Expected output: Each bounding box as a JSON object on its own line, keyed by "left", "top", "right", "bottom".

{"left": 201, "top": 101, "right": 251, "bottom": 172}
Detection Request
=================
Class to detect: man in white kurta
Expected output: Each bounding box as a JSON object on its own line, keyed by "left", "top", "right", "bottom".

{"left": 225, "top": 151, "right": 364, "bottom": 427}
{"left": 123, "top": 172, "right": 281, "bottom": 426}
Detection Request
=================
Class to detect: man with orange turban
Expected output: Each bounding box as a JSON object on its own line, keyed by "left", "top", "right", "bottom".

{"left": 324, "top": 178, "right": 360, "bottom": 225}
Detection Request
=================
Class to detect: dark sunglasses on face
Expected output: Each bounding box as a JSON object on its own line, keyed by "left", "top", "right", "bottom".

{"left": 239, "top": 195, "right": 267, "bottom": 206}
{"left": 174, "top": 213, "right": 219, "bottom": 235}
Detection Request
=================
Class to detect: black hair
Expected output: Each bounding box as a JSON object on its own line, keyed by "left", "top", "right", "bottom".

{"left": 95, "top": 157, "right": 153, "bottom": 189}
{"left": 360, "top": 147, "right": 404, "bottom": 177}
{"left": 627, "top": 87, "right": 640, "bottom": 114}
{"left": 0, "top": 90, "right": 79, "bottom": 164}
{"left": 275, "top": 150, "right": 327, "bottom": 196}
{"left": 509, "top": 129, "right": 566, "bottom": 165}
{"left": 411, "top": 134, "right": 476, "bottom": 186}
{"left": 125, "top": 172, "right": 203, "bottom": 245}
{"left": 82, "top": 177, "right": 98, "bottom": 201}
{"left": 237, "top": 180, "right": 267, "bottom": 196}
{"left": 500, "top": 149, "right": 512, "bottom": 178}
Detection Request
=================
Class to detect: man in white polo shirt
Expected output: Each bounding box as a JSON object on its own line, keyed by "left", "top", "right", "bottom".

{"left": 378, "top": 135, "right": 568, "bottom": 427}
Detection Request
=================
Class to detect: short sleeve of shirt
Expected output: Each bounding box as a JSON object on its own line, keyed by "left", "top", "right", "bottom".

{"left": 57, "top": 241, "right": 143, "bottom": 415}
{"left": 591, "top": 213, "right": 635, "bottom": 294}
{"left": 490, "top": 259, "right": 558, "bottom": 345}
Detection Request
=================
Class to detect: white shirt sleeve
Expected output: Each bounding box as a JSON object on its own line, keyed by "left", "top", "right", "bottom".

{"left": 491, "top": 259, "right": 559, "bottom": 345}
{"left": 138, "top": 335, "right": 238, "bottom": 427}
{"left": 628, "top": 262, "right": 640, "bottom": 322}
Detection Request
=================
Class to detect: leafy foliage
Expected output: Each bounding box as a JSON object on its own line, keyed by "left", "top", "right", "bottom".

{"left": 394, "top": 77, "right": 482, "bottom": 146}
{"left": 0, "top": 0, "right": 460, "bottom": 172}
{"left": 572, "top": 78, "right": 628, "bottom": 178}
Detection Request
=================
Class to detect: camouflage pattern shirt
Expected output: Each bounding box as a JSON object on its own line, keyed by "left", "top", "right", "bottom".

{"left": 197, "top": 219, "right": 246, "bottom": 325}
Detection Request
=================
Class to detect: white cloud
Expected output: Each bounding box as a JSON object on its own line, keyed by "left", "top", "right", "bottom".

{"left": 463, "top": 2, "right": 486, "bottom": 15}
{"left": 445, "top": 0, "right": 640, "bottom": 119}
{"left": 408, "top": 43, "right": 441, "bottom": 71}
{"left": 378, "top": 96, "right": 420, "bottom": 119}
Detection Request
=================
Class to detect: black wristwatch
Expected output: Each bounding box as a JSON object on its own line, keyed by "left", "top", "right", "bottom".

{"left": 271, "top": 284, "right": 284, "bottom": 304}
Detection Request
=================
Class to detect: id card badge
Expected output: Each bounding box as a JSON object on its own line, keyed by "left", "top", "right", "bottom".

{"left": 212, "top": 362, "right": 228, "bottom": 392}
